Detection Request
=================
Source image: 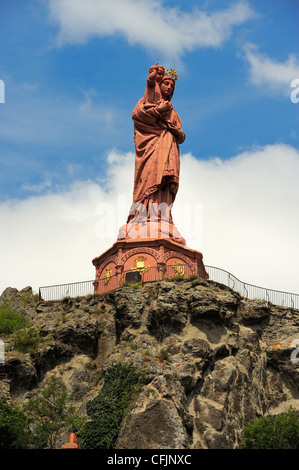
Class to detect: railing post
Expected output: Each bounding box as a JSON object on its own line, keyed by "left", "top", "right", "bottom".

{"left": 266, "top": 290, "right": 270, "bottom": 306}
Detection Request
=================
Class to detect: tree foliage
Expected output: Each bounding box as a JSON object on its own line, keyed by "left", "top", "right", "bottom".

{"left": 24, "top": 374, "right": 75, "bottom": 448}
{"left": 241, "top": 406, "right": 299, "bottom": 449}
{"left": 0, "top": 398, "right": 31, "bottom": 449}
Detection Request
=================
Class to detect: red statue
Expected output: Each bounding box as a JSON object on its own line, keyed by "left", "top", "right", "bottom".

{"left": 118, "top": 64, "right": 186, "bottom": 244}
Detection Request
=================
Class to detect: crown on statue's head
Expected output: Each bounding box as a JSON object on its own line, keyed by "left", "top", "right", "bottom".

{"left": 164, "top": 68, "right": 179, "bottom": 81}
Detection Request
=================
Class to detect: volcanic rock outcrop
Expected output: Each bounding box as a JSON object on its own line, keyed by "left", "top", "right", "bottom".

{"left": 1, "top": 278, "right": 299, "bottom": 449}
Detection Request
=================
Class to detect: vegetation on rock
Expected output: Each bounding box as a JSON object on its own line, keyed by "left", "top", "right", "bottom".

{"left": 0, "top": 374, "right": 76, "bottom": 448}
{"left": 241, "top": 406, "right": 299, "bottom": 449}
{"left": 0, "top": 304, "right": 30, "bottom": 336}
{"left": 77, "top": 363, "right": 145, "bottom": 449}
{"left": 24, "top": 374, "right": 76, "bottom": 448}
{"left": 0, "top": 398, "right": 31, "bottom": 449}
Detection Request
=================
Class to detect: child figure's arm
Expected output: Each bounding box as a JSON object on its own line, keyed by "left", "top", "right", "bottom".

{"left": 147, "top": 63, "right": 159, "bottom": 87}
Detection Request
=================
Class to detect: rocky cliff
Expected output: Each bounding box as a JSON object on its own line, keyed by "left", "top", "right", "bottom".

{"left": 1, "top": 278, "right": 299, "bottom": 449}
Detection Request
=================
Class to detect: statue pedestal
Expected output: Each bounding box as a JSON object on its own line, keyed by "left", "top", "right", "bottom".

{"left": 92, "top": 238, "right": 208, "bottom": 294}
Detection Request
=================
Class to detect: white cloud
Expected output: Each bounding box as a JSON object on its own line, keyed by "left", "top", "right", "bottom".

{"left": 48, "top": 0, "right": 255, "bottom": 61}
{"left": 178, "top": 144, "right": 299, "bottom": 293}
{"left": 242, "top": 43, "right": 299, "bottom": 95}
{"left": 0, "top": 150, "right": 135, "bottom": 295}
{"left": 1, "top": 144, "right": 299, "bottom": 297}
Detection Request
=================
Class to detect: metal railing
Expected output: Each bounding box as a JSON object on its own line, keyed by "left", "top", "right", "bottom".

{"left": 39, "top": 279, "right": 95, "bottom": 302}
{"left": 38, "top": 264, "right": 299, "bottom": 310}
{"left": 205, "top": 266, "right": 298, "bottom": 310}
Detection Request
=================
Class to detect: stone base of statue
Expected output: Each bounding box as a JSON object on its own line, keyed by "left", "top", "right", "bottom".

{"left": 92, "top": 235, "right": 208, "bottom": 295}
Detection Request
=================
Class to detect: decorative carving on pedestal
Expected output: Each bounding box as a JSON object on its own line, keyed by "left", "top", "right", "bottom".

{"left": 164, "top": 250, "right": 195, "bottom": 267}
{"left": 174, "top": 261, "right": 185, "bottom": 276}
{"left": 121, "top": 247, "right": 159, "bottom": 264}
{"left": 131, "top": 256, "right": 150, "bottom": 273}
{"left": 103, "top": 266, "right": 113, "bottom": 285}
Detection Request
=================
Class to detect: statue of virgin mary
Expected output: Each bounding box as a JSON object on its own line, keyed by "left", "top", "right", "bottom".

{"left": 118, "top": 66, "right": 186, "bottom": 245}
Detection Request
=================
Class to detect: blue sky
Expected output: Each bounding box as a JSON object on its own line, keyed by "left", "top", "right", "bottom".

{"left": 0, "top": 0, "right": 298, "bottom": 295}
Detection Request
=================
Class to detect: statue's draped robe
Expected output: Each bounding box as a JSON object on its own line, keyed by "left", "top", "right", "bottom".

{"left": 117, "top": 92, "right": 186, "bottom": 244}
{"left": 119, "top": 97, "right": 186, "bottom": 244}
{"left": 131, "top": 98, "right": 184, "bottom": 207}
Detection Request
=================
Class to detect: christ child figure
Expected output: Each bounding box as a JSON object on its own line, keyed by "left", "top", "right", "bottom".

{"left": 144, "top": 63, "right": 165, "bottom": 104}
{"left": 143, "top": 63, "right": 173, "bottom": 123}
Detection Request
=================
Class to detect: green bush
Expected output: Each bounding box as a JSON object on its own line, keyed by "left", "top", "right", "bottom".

{"left": 241, "top": 406, "right": 299, "bottom": 449}
{"left": 159, "top": 349, "right": 170, "bottom": 362}
{"left": 12, "top": 327, "right": 40, "bottom": 355}
{"left": 78, "top": 363, "right": 145, "bottom": 449}
{"left": 171, "top": 273, "right": 185, "bottom": 281}
{"left": 0, "top": 307, "right": 30, "bottom": 336}
{"left": 68, "top": 414, "right": 88, "bottom": 435}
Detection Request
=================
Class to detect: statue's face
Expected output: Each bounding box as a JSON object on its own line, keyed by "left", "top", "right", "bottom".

{"left": 160, "top": 78, "right": 174, "bottom": 99}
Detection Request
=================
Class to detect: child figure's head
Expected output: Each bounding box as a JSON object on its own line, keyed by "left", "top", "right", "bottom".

{"left": 149, "top": 64, "right": 165, "bottom": 83}
{"left": 156, "top": 66, "right": 165, "bottom": 83}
